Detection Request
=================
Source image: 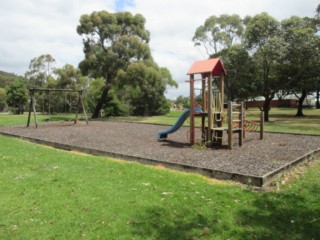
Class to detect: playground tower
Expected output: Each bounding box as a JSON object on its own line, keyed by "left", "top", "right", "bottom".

{"left": 187, "top": 58, "right": 235, "bottom": 147}
{"left": 159, "top": 57, "right": 257, "bottom": 149}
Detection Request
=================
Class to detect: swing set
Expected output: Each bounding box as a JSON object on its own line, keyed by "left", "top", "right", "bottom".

{"left": 27, "top": 87, "right": 89, "bottom": 128}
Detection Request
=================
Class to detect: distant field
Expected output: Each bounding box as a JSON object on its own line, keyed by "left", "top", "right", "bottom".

{"left": 1, "top": 108, "right": 319, "bottom": 135}
{"left": 0, "top": 113, "right": 80, "bottom": 127}
{"left": 108, "top": 108, "right": 320, "bottom": 135}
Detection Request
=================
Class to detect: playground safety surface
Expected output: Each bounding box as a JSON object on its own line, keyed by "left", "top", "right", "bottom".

{"left": 1, "top": 121, "right": 319, "bottom": 187}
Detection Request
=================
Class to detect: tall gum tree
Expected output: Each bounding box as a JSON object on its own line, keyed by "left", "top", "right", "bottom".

{"left": 193, "top": 14, "right": 243, "bottom": 56}
{"left": 193, "top": 14, "right": 253, "bottom": 102}
{"left": 281, "top": 16, "right": 320, "bottom": 116}
{"left": 116, "top": 62, "right": 170, "bottom": 116}
{"left": 25, "top": 54, "right": 56, "bottom": 87}
{"left": 211, "top": 44, "right": 257, "bottom": 102}
{"left": 77, "top": 11, "right": 152, "bottom": 118}
{"left": 244, "top": 12, "right": 287, "bottom": 121}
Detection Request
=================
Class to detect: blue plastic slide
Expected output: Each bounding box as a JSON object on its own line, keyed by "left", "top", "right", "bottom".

{"left": 157, "top": 109, "right": 190, "bottom": 141}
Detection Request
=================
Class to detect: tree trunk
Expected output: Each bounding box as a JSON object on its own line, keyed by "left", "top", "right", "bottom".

{"left": 91, "top": 85, "right": 110, "bottom": 119}
{"left": 317, "top": 89, "right": 320, "bottom": 109}
{"left": 263, "top": 98, "right": 271, "bottom": 122}
{"left": 295, "top": 90, "right": 307, "bottom": 117}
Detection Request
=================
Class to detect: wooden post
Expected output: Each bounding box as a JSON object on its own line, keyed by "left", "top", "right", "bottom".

{"left": 74, "top": 91, "right": 82, "bottom": 124}
{"left": 32, "top": 95, "right": 38, "bottom": 128}
{"left": 80, "top": 91, "right": 89, "bottom": 125}
{"left": 190, "top": 74, "right": 195, "bottom": 145}
{"left": 228, "top": 101, "right": 233, "bottom": 149}
{"left": 201, "top": 74, "right": 206, "bottom": 142}
{"left": 243, "top": 110, "right": 246, "bottom": 139}
{"left": 239, "top": 102, "right": 244, "bottom": 146}
{"left": 27, "top": 89, "right": 33, "bottom": 127}
{"left": 260, "top": 111, "right": 264, "bottom": 140}
{"left": 219, "top": 73, "right": 225, "bottom": 118}
{"left": 201, "top": 74, "right": 206, "bottom": 111}
{"left": 208, "top": 73, "right": 213, "bottom": 142}
{"left": 48, "top": 90, "right": 51, "bottom": 115}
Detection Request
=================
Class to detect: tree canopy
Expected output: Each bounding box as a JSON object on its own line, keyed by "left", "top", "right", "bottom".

{"left": 193, "top": 8, "right": 320, "bottom": 120}
{"left": 193, "top": 14, "right": 243, "bottom": 56}
{"left": 6, "top": 77, "right": 28, "bottom": 114}
{"left": 25, "top": 54, "right": 56, "bottom": 87}
{"left": 117, "top": 62, "right": 171, "bottom": 115}
{"left": 280, "top": 16, "right": 320, "bottom": 116}
{"left": 77, "top": 11, "right": 175, "bottom": 118}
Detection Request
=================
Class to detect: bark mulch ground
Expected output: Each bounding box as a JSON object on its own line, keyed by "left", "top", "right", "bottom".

{"left": 1, "top": 121, "right": 319, "bottom": 186}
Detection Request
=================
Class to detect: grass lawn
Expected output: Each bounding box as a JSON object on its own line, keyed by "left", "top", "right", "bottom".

{"left": 109, "top": 108, "right": 320, "bottom": 135}
{"left": 0, "top": 109, "right": 319, "bottom": 239}
{"left": 2, "top": 108, "right": 319, "bottom": 135}
{"left": 0, "top": 113, "right": 82, "bottom": 127}
{"left": 0, "top": 135, "right": 320, "bottom": 239}
{"left": 263, "top": 108, "right": 320, "bottom": 135}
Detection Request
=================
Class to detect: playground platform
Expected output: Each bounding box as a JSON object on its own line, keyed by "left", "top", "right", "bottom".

{"left": 0, "top": 121, "right": 319, "bottom": 187}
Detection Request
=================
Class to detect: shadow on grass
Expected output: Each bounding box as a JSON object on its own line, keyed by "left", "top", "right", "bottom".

{"left": 129, "top": 206, "right": 220, "bottom": 240}
{"left": 236, "top": 184, "right": 320, "bottom": 239}
{"left": 129, "top": 182, "right": 320, "bottom": 239}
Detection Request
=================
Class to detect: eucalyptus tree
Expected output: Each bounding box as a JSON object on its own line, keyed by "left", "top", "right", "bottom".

{"left": 24, "top": 54, "right": 57, "bottom": 113}
{"left": 52, "top": 64, "right": 89, "bottom": 113}
{"left": 25, "top": 54, "right": 56, "bottom": 87}
{"left": 244, "top": 12, "right": 287, "bottom": 121}
{"left": 77, "top": 11, "right": 153, "bottom": 118}
{"left": 212, "top": 44, "right": 257, "bottom": 102}
{"left": 193, "top": 14, "right": 244, "bottom": 56}
{"left": 281, "top": 16, "right": 320, "bottom": 116}
{"left": 116, "top": 62, "right": 172, "bottom": 116}
{"left": 193, "top": 14, "right": 254, "bottom": 102}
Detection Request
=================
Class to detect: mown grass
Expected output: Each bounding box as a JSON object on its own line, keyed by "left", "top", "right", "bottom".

{"left": 263, "top": 108, "right": 320, "bottom": 135}
{"left": 109, "top": 108, "right": 320, "bottom": 135}
{"left": 0, "top": 135, "right": 319, "bottom": 239}
{"left": 108, "top": 110, "right": 190, "bottom": 126}
{"left": 2, "top": 108, "right": 319, "bottom": 135}
{"left": 0, "top": 113, "right": 81, "bottom": 127}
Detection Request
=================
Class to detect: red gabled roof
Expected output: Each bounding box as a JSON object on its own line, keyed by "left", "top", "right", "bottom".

{"left": 187, "top": 58, "right": 227, "bottom": 76}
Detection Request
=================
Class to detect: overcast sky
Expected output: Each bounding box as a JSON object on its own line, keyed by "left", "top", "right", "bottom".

{"left": 0, "top": 0, "right": 318, "bottom": 99}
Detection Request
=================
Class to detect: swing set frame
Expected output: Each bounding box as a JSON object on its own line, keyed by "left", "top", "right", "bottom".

{"left": 27, "top": 87, "right": 89, "bottom": 128}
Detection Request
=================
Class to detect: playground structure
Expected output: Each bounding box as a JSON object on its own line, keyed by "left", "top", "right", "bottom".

{"left": 27, "top": 87, "right": 89, "bottom": 128}
{"left": 158, "top": 58, "right": 264, "bottom": 149}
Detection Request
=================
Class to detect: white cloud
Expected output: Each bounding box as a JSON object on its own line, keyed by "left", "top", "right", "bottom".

{"left": 126, "top": 0, "right": 319, "bottom": 98}
{"left": 0, "top": 0, "right": 318, "bottom": 98}
{"left": 0, "top": 0, "right": 114, "bottom": 75}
